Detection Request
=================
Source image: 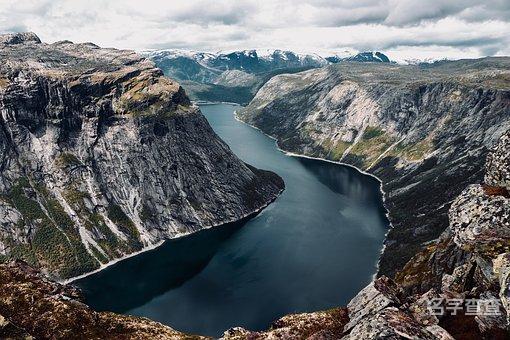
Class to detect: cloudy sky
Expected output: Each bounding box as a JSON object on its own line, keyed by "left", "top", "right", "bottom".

{"left": 1, "top": 0, "right": 509, "bottom": 61}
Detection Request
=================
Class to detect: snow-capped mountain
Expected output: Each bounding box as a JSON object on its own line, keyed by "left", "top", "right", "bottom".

{"left": 143, "top": 49, "right": 392, "bottom": 104}
{"left": 326, "top": 51, "right": 391, "bottom": 63}
{"left": 145, "top": 49, "right": 328, "bottom": 76}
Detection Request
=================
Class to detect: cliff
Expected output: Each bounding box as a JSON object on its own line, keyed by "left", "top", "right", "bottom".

{"left": 5, "top": 127, "right": 508, "bottom": 339}
{"left": 2, "top": 36, "right": 510, "bottom": 338}
{"left": 224, "top": 129, "right": 510, "bottom": 339}
{"left": 0, "top": 32, "right": 284, "bottom": 279}
{"left": 238, "top": 57, "right": 510, "bottom": 277}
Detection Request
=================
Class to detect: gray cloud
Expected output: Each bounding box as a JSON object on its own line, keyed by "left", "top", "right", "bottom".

{"left": 0, "top": 0, "right": 508, "bottom": 60}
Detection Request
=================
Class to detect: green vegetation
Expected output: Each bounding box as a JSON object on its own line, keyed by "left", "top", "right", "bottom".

{"left": 139, "top": 204, "right": 153, "bottom": 222}
{"left": 320, "top": 138, "right": 352, "bottom": 161}
{"left": 107, "top": 204, "right": 142, "bottom": 250}
{"left": 349, "top": 127, "right": 396, "bottom": 168}
{"left": 56, "top": 152, "right": 82, "bottom": 168}
{"left": 362, "top": 126, "right": 385, "bottom": 140}
{"left": 88, "top": 212, "right": 121, "bottom": 258}
{"left": 90, "top": 245, "right": 109, "bottom": 264}
{"left": 5, "top": 177, "right": 46, "bottom": 221}
{"left": 63, "top": 186, "right": 122, "bottom": 257}
{"left": 63, "top": 187, "right": 91, "bottom": 209}
{"left": 7, "top": 241, "right": 37, "bottom": 266}
{"left": 3, "top": 178, "right": 99, "bottom": 278}
{"left": 390, "top": 139, "right": 434, "bottom": 162}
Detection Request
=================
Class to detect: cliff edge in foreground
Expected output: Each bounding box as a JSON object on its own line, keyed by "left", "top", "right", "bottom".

{"left": 0, "top": 32, "right": 283, "bottom": 279}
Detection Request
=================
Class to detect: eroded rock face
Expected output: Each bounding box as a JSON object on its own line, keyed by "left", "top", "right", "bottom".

{"left": 0, "top": 33, "right": 284, "bottom": 279}
{"left": 238, "top": 58, "right": 510, "bottom": 277}
{"left": 485, "top": 131, "right": 510, "bottom": 190}
{"left": 450, "top": 185, "right": 510, "bottom": 256}
{"left": 393, "top": 131, "right": 510, "bottom": 337}
{"left": 344, "top": 276, "right": 401, "bottom": 331}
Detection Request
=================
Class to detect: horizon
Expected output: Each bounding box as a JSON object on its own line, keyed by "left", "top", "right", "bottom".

{"left": 1, "top": 0, "right": 509, "bottom": 62}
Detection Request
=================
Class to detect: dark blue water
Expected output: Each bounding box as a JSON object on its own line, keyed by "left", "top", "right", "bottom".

{"left": 76, "top": 103, "right": 388, "bottom": 337}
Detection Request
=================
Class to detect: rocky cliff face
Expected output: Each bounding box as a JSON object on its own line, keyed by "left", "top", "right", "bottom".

{"left": 238, "top": 57, "right": 510, "bottom": 277}
{"left": 3, "top": 131, "right": 508, "bottom": 339}
{"left": 0, "top": 32, "right": 283, "bottom": 279}
{"left": 223, "top": 129, "right": 510, "bottom": 339}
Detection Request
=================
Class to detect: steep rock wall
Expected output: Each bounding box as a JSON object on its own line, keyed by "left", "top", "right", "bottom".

{"left": 0, "top": 33, "right": 284, "bottom": 279}
{"left": 238, "top": 58, "right": 510, "bottom": 277}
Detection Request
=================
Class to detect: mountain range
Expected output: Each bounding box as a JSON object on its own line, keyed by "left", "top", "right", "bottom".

{"left": 144, "top": 49, "right": 392, "bottom": 104}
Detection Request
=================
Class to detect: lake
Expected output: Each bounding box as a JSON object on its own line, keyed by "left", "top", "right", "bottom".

{"left": 76, "top": 103, "right": 388, "bottom": 337}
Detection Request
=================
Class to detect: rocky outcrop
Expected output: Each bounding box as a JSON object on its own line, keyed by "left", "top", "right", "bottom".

{"left": 394, "top": 130, "right": 510, "bottom": 338}
{"left": 220, "top": 127, "right": 510, "bottom": 340}
{"left": 222, "top": 308, "right": 349, "bottom": 339}
{"left": 0, "top": 33, "right": 284, "bottom": 279}
{"left": 237, "top": 57, "right": 510, "bottom": 277}
{"left": 0, "top": 260, "right": 208, "bottom": 339}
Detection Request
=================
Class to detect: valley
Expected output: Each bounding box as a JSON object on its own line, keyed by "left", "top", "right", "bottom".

{"left": 0, "top": 30, "right": 509, "bottom": 340}
{"left": 237, "top": 58, "right": 510, "bottom": 277}
{"left": 76, "top": 103, "right": 389, "bottom": 337}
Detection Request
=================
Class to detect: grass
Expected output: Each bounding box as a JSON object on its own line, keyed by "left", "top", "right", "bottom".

{"left": 390, "top": 139, "right": 434, "bottom": 162}
{"left": 320, "top": 138, "right": 351, "bottom": 161}
{"left": 349, "top": 127, "right": 396, "bottom": 168}
{"left": 362, "top": 126, "right": 385, "bottom": 140}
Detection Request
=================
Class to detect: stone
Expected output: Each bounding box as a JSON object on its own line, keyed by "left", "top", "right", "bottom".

{"left": 344, "top": 276, "right": 401, "bottom": 331}
{"left": 485, "top": 130, "right": 510, "bottom": 191}
{"left": 342, "top": 307, "right": 444, "bottom": 339}
{"left": 450, "top": 185, "right": 510, "bottom": 257}
{"left": 0, "top": 32, "right": 284, "bottom": 279}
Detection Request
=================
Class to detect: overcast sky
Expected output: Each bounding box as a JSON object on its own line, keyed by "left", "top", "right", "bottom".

{"left": 1, "top": 0, "right": 509, "bottom": 61}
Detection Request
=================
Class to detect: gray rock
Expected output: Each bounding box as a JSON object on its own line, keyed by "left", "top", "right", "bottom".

{"left": 450, "top": 185, "right": 510, "bottom": 256}
{"left": 237, "top": 59, "right": 510, "bottom": 277}
{"left": 485, "top": 130, "right": 510, "bottom": 190}
{"left": 0, "top": 32, "right": 284, "bottom": 279}
{"left": 493, "top": 253, "right": 510, "bottom": 324}
{"left": 342, "top": 307, "right": 443, "bottom": 340}
{"left": 344, "top": 276, "right": 400, "bottom": 331}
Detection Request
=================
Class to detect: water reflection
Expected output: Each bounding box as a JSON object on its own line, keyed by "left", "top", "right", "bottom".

{"left": 76, "top": 104, "right": 388, "bottom": 337}
{"left": 77, "top": 217, "right": 248, "bottom": 312}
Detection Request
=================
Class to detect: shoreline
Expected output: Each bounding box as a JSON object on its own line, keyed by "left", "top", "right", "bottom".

{"left": 65, "top": 101, "right": 389, "bottom": 285}
{"left": 63, "top": 163, "right": 284, "bottom": 285}
{"left": 232, "top": 107, "right": 392, "bottom": 280}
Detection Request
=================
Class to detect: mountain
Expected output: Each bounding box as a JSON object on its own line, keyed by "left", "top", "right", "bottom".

{"left": 225, "top": 131, "right": 510, "bottom": 338}
{"left": 144, "top": 49, "right": 391, "bottom": 104}
{"left": 147, "top": 49, "right": 328, "bottom": 78}
{"left": 4, "top": 130, "right": 509, "bottom": 339}
{"left": 237, "top": 57, "right": 510, "bottom": 278}
{"left": 326, "top": 51, "right": 391, "bottom": 63}
{"left": 0, "top": 33, "right": 284, "bottom": 279}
